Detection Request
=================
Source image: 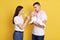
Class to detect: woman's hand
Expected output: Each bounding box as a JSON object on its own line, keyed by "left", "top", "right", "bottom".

{"left": 25, "top": 16, "right": 30, "bottom": 21}
{"left": 23, "top": 16, "right": 30, "bottom": 28}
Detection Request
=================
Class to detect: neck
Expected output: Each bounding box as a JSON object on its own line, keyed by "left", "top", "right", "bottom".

{"left": 18, "top": 14, "right": 22, "bottom": 16}
{"left": 36, "top": 10, "right": 40, "bottom": 13}
{"left": 36, "top": 9, "right": 41, "bottom": 13}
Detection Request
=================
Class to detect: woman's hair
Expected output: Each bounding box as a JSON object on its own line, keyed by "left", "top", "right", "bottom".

{"left": 12, "top": 6, "right": 23, "bottom": 24}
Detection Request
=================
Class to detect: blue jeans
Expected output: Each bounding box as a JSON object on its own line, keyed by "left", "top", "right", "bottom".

{"left": 13, "top": 31, "right": 23, "bottom": 40}
{"left": 32, "top": 34, "right": 44, "bottom": 40}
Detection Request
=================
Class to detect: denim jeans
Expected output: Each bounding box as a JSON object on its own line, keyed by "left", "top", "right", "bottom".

{"left": 13, "top": 31, "right": 23, "bottom": 40}
{"left": 32, "top": 34, "right": 44, "bottom": 40}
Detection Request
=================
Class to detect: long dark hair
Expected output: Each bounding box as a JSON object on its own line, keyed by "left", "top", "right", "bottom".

{"left": 12, "top": 6, "right": 23, "bottom": 24}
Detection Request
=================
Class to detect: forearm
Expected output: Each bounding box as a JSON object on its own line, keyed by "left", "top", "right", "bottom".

{"left": 18, "top": 22, "right": 28, "bottom": 30}
{"left": 33, "top": 22, "right": 45, "bottom": 28}
{"left": 17, "top": 24, "right": 23, "bottom": 30}
{"left": 23, "top": 20, "right": 29, "bottom": 28}
{"left": 36, "top": 24, "right": 45, "bottom": 28}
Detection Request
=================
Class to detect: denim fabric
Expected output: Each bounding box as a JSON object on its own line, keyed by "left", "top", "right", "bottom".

{"left": 13, "top": 31, "right": 23, "bottom": 40}
{"left": 32, "top": 34, "right": 44, "bottom": 40}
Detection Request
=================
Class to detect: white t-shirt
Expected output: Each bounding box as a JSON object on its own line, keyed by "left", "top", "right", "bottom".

{"left": 14, "top": 15, "right": 24, "bottom": 32}
{"left": 32, "top": 10, "right": 47, "bottom": 36}
{"left": 30, "top": 16, "right": 46, "bottom": 27}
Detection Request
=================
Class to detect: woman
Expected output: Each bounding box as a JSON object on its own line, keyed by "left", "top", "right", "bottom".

{"left": 12, "top": 6, "right": 29, "bottom": 40}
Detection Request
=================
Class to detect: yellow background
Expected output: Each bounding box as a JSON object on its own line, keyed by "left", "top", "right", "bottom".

{"left": 0, "top": 0, "right": 60, "bottom": 40}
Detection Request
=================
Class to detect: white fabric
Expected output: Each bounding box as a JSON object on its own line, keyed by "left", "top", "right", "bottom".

{"left": 30, "top": 16, "right": 46, "bottom": 27}
{"left": 37, "top": 19, "right": 46, "bottom": 27}
{"left": 31, "top": 10, "right": 47, "bottom": 36}
{"left": 14, "top": 16, "right": 24, "bottom": 32}
{"left": 30, "top": 16, "right": 37, "bottom": 24}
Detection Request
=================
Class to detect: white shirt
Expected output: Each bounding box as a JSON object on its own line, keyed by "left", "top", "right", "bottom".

{"left": 14, "top": 15, "right": 24, "bottom": 32}
{"left": 32, "top": 10, "right": 47, "bottom": 36}
{"left": 30, "top": 16, "right": 46, "bottom": 27}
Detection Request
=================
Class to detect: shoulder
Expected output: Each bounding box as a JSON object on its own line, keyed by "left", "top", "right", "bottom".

{"left": 40, "top": 10, "right": 46, "bottom": 14}
{"left": 14, "top": 16, "right": 23, "bottom": 24}
{"left": 40, "top": 10, "right": 47, "bottom": 16}
{"left": 14, "top": 16, "right": 22, "bottom": 20}
{"left": 40, "top": 10, "right": 47, "bottom": 20}
{"left": 14, "top": 16, "right": 19, "bottom": 19}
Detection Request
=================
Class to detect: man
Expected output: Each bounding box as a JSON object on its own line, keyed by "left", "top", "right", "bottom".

{"left": 30, "top": 2, "right": 47, "bottom": 40}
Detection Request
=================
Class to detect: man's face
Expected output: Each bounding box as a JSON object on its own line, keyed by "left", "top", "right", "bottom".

{"left": 33, "top": 4, "right": 40, "bottom": 12}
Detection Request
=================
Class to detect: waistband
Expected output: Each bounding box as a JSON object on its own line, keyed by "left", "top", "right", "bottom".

{"left": 15, "top": 31, "right": 24, "bottom": 33}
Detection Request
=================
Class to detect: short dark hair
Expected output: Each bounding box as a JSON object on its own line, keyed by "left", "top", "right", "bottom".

{"left": 33, "top": 2, "right": 40, "bottom": 6}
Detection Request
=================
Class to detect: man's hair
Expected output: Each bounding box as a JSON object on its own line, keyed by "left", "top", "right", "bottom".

{"left": 33, "top": 2, "right": 40, "bottom": 6}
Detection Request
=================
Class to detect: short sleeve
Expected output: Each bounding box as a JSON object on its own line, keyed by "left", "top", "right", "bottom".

{"left": 14, "top": 16, "right": 22, "bottom": 24}
{"left": 41, "top": 11, "right": 47, "bottom": 21}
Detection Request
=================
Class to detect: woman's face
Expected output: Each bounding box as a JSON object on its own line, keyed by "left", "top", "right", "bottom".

{"left": 19, "top": 9, "right": 24, "bottom": 15}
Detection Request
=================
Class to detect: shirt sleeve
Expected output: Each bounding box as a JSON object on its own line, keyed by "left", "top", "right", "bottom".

{"left": 41, "top": 11, "right": 47, "bottom": 21}
{"left": 14, "top": 17, "right": 22, "bottom": 24}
